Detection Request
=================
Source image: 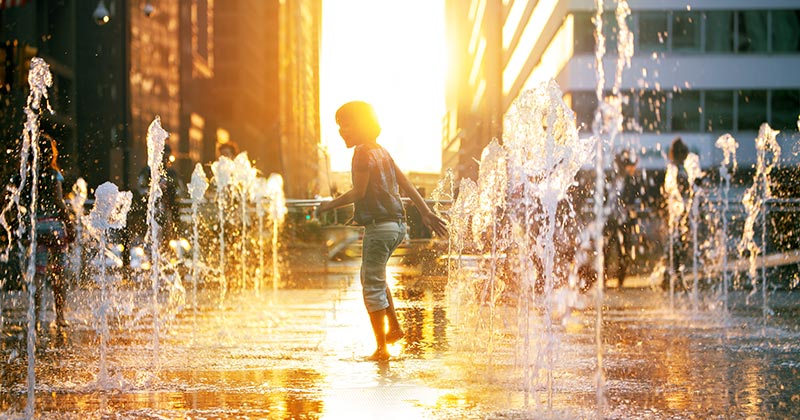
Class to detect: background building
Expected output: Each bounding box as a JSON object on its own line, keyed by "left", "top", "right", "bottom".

{"left": 277, "top": 0, "right": 323, "bottom": 198}
{"left": 444, "top": 0, "right": 800, "bottom": 179}
{"left": 0, "top": 0, "right": 78, "bottom": 186}
{"left": 2, "top": 0, "right": 323, "bottom": 198}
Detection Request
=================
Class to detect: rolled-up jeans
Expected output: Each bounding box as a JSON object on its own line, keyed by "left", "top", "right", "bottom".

{"left": 361, "top": 220, "right": 406, "bottom": 313}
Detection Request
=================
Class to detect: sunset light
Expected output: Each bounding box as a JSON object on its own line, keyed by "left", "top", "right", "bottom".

{"left": 321, "top": 0, "right": 446, "bottom": 174}
{"left": 5, "top": 1, "right": 800, "bottom": 419}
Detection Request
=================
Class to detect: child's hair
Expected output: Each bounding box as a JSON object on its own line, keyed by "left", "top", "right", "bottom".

{"left": 39, "top": 133, "right": 60, "bottom": 172}
{"left": 217, "top": 141, "right": 239, "bottom": 157}
{"left": 335, "top": 101, "right": 381, "bottom": 139}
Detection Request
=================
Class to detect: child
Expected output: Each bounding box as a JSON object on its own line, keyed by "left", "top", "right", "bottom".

{"left": 316, "top": 101, "right": 447, "bottom": 361}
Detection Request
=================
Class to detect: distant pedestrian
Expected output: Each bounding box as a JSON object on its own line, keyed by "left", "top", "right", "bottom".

{"left": 217, "top": 141, "right": 239, "bottom": 160}
{"left": 316, "top": 101, "right": 447, "bottom": 361}
{"left": 663, "top": 137, "right": 690, "bottom": 290}
{"left": 34, "top": 134, "right": 75, "bottom": 330}
{"left": 604, "top": 150, "right": 641, "bottom": 288}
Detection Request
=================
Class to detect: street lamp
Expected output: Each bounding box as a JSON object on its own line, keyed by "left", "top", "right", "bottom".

{"left": 143, "top": 1, "right": 155, "bottom": 17}
{"left": 93, "top": 0, "right": 110, "bottom": 25}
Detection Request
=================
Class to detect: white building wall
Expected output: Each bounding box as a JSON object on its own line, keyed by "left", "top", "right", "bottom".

{"left": 543, "top": 1, "right": 800, "bottom": 169}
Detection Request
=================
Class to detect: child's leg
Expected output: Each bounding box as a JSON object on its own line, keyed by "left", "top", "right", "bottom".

{"left": 367, "top": 308, "right": 390, "bottom": 360}
{"left": 51, "top": 256, "right": 66, "bottom": 326}
{"left": 361, "top": 221, "right": 406, "bottom": 357}
{"left": 385, "top": 285, "right": 404, "bottom": 343}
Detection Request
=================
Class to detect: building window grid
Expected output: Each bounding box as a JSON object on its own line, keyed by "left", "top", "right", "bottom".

{"left": 732, "top": 11, "right": 739, "bottom": 53}
{"left": 582, "top": 9, "right": 798, "bottom": 54}
{"left": 766, "top": 90, "right": 773, "bottom": 126}
{"left": 576, "top": 88, "right": 797, "bottom": 135}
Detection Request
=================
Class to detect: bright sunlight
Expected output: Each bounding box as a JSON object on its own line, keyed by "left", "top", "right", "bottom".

{"left": 320, "top": 0, "right": 446, "bottom": 174}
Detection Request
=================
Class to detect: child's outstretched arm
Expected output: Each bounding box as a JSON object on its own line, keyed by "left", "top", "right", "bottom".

{"left": 393, "top": 161, "right": 448, "bottom": 238}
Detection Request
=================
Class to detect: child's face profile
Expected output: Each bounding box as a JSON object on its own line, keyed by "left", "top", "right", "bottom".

{"left": 338, "top": 118, "right": 362, "bottom": 148}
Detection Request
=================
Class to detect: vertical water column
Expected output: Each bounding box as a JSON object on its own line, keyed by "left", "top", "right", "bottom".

{"left": 233, "top": 153, "right": 257, "bottom": 290}
{"left": 590, "top": 4, "right": 608, "bottom": 409}
{"left": 590, "top": 0, "right": 632, "bottom": 414}
{"left": 738, "top": 123, "right": 781, "bottom": 329}
{"left": 442, "top": 177, "right": 478, "bottom": 344}
{"left": 211, "top": 156, "right": 235, "bottom": 305}
{"left": 250, "top": 177, "right": 269, "bottom": 295}
{"left": 87, "top": 182, "right": 132, "bottom": 387}
{"left": 68, "top": 179, "right": 88, "bottom": 283}
{"left": 472, "top": 141, "right": 508, "bottom": 372}
{"left": 685, "top": 153, "right": 704, "bottom": 310}
{"left": 13, "top": 56, "right": 53, "bottom": 420}
{"left": 503, "top": 82, "right": 595, "bottom": 409}
{"left": 144, "top": 116, "right": 169, "bottom": 368}
{"left": 187, "top": 164, "right": 209, "bottom": 334}
{"left": 663, "top": 158, "right": 685, "bottom": 307}
{"left": 715, "top": 134, "right": 738, "bottom": 314}
{"left": 265, "top": 173, "right": 287, "bottom": 291}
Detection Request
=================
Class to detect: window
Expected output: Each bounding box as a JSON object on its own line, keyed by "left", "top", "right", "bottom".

{"left": 570, "top": 91, "right": 598, "bottom": 132}
{"left": 640, "top": 90, "right": 668, "bottom": 133}
{"left": 737, "top": 11, "right": 768, "bottom": 52}
{"left": 672, "top": 11, "right": 702, "bottom": 52}
{"left": 671, "top": 90, "right": 701, "bottom": 131}
{"left": 621, "top": 92, "right": 637, "bottom": 132}
{"left": 771, "top": 10, "right": 800, "bottom": 52}
{"left": 737, "top": 90, "right": 768, "bottom": 131}
{"left": 705, "top": 11, "right": 734, "bottom": 52}
{"left": 639, "top": 12, "right": 669, "bottom": 52}
{"left": 770, "top": 90, "right": 800, "bottom": 130}
{"left": 572, "top": 11, "right": 633, "bottom": 55}
{"left": 704, "top": 91, "right": 734, "bottom": 132}
{"left": 573, "top": 12, "right": 594, "bottom": 54}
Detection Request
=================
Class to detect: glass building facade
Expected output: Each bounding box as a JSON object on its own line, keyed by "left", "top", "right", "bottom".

{"left": 444, "top": 1, "right": 800, "bottom": 174}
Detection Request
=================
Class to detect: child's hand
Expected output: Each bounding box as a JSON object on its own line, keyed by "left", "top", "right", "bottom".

{"left": 421, "top": 211, "right": 448, "bottom": 238}
{"left": 316, "top": 200, "right": 332, "bottom": 218}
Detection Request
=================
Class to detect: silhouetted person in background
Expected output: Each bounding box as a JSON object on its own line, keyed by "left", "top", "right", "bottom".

{"left": 316, "top": 101, "right": 447, "bottom": 361}
{"left": 34, "top": 134, "right": 75, "bottom": 330}
{"left": 663, "top": 137, "right": 690, "bottom": 290}
{"left": 217, "top": 141, "right": 239, "bottom": 160}
{"left": 604, "top": 150, "right": 641, "bottom": 288}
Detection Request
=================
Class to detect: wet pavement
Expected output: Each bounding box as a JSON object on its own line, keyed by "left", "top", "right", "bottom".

{"left": 1, "top": 258, "right": 799, "bottom": 419}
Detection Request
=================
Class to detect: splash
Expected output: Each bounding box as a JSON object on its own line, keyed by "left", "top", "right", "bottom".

{"left": 68, "top": 179, "right": 88, "bottom": 279}
{"left": 251, "top": 177, "right": 269, "bottom": 294}
{"left": 504, "top": 81, "right": 595, "bottom": 408}
{"left": 714, "top": 134, "right": 738, "bottom": 314}
{"left": 446, "top": 80, "right": 596, "bottom": 409}
{"left": 187, "top": 163, "right": 209, "bottom": 332}
{"left": 738, "top": 123, "right": 781, "bottom": 324}
{"left": 88, "top": 182, "right": 132, "bottom": 388}
{"left": 233, "top": 152, "right": 257, "bottom": 289}
{"left": 265, "top": 173, "right": 287, "bottom": 291}
{"left": 0, "top": 56, "right": 55, "bottom": 419}
{"left": 663, "top": 158, "right": 686, "bottom": 305}
{"left": 591, "top": 2, "right": 632, "bottom": 413}
{"left": 144, "top": 116, "right": 169, "bottom": 369}
{"left": 685, "top": 152, "right": 705, "bottom": 309}
{"left": 211, "top": 155, "right": 236, "bottom": 305}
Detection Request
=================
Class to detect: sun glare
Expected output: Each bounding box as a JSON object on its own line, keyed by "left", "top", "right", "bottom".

{"left": 321, "top": 0, "right": 446, "bottom": 175}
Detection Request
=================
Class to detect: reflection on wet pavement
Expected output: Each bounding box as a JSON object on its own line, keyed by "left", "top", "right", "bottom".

{"left": 1, "top": 260, "right": 799, "bottom": 419}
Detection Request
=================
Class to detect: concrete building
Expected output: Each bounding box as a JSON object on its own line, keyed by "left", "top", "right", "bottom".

{"left": 444, "top": 0, "right": 800, "bottom": 179}
{"left": 277, "top": 0, "right": 323, "bottom": 198}
{"left": 0, "top": 0, "right": 79, "bottom": 185}
{"left": 2, "top": 0, "right": 322, "bottom": 198}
